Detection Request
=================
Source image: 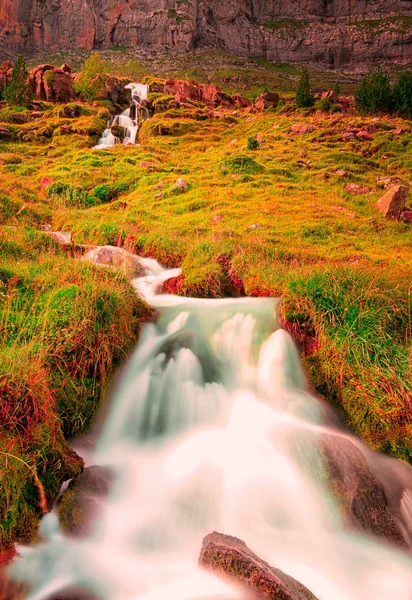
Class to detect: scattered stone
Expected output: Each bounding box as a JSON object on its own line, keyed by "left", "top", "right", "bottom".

{"left": 212, "top": 214, "right": 223, "bottom": 223}
{"left": 173, "top": 178, "right": 188, "bottom": 190}
{"left": 0, "top": 126, "right": 12, "bottom": 140}
{"left": 332, "top": 205, "right": 356, "bottom": 218}
{"left": 10, "top": 113, "right": 31, "bottom": 124}
{"left": 291, "top": 123, "right": 316, "bottom": 136}
{"left": 248, "top": 223, "right": 261, "bottom": 229}
{"left": 402, "top": 210, "right": 412, "bottom": 224}
{"left": 345, "top": 183, "right": 372, "bottom": 195}
{"left": 199, "top": 532, "right": 318, "bottom": 600}
{"left": 40, "top": 224, "right": 52, "bottom": 232}
{"left": 82, "top": 246, "right": 146, "bottom": 279}
{"left": 342, "top": 131, "right": 356, "bottom": 142}
{"left": 139, "top": 161, "right": 151, "bottom": 168}
{"left": 256, "top": 132, "right": 265, "bottom": 144}
{"left": 335, "top": 169, "right": 347, "bottom": 177}
{"left": 376, "top": 176, "right": 403, "bottom": 188}
{"left": 377, "top": 185, "right": 408, "bottom": 220}
{"left": 356, "top": 130, "right": 373, "bottom": 141}
{"left": 254, "top": 91, "right": 280, "bottom": 111}
{"left": 393, "top": 128, "right": 406, "bottom": 136}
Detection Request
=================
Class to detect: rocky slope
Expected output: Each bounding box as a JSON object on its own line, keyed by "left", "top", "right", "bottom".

{"left": 0, "top": 0, "right": 412, "bottom": 66}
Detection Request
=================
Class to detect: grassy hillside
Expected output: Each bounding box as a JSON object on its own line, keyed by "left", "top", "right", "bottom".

{"left": 0, "top": 55, "right": 411, "bottom": 551}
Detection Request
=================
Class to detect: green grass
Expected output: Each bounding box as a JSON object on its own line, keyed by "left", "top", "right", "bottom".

{"left": 0, "top": 227, "right": 151, "bottom": 550}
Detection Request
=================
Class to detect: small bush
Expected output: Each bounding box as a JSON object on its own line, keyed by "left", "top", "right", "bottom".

{"left": 355, "top": 66, "right": 393, "bottom": 115}
{"left": 74, "top": 53, "right": 108, "bottom": 102}
{"left": 247, "top": 136, "right": 259, "bottom": 150}
{"left": 393, "top": 72, "right": 412, "bottom": 118}
{"left": 3, "top": 55, "right": 32, "bottom": 107}
{"left": 221, "top": 155, "right": 264, "bottom": 174}
{"left": 296, "top": 68, "right": 315, "bottom": 109}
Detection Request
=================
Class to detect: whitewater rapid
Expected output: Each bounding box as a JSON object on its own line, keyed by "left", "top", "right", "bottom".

{"left": 10, "top": 259, "right": 412, "bottom": 600}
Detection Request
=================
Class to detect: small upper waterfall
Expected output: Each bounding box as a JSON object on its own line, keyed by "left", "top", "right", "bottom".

{"left": 9, "top": 258, "right": 412, "bottom": 600}
{"left": 93, "top": 83, "right": 150, "bottom": 149}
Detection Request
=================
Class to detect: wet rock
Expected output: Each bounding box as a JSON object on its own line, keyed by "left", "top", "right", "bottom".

{"left": 58, "top": 466, "right": 112, "bottom": 537}
{"left": 199, "top": 532, "right": 318, "bottom": 600}
{"left": 318, "top": 434, "right": 407, "bottom": 548}
{"left": 344, "top": 183, "right": 372, "bottom": 195}
{"left": 291, "top": 123, "right": 316, "bottom": 136}
{"left": 82, "top": 245, "right": 146, "bottom": 278}
{"left": 377, "top": 185, "right": 408, "bottom": 220}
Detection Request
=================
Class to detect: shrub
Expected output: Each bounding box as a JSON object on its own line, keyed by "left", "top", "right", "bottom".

{"left": 247, "top": 136, "right": 259, "bottom": 150}
{"left": 74, "top": 53, "right": 108, "bottom": 102}
{"left": 296, "top": 68, "right": 315, "bottom": 108}
{"left": 392, "top": 72, "right": 412, "bottom": 118}
{"left": 3, "top": 55, "right": 32, "bottom": 107}
{"left": 355, "top": 66, "right": 393, "bottom": 115}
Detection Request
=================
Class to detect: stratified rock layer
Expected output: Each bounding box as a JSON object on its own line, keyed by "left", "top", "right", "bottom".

{"left": 0, "top": 0, "right": 411, "bottom": 66}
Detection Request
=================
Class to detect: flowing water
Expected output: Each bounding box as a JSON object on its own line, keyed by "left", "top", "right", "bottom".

{"left": 93, "top": 83, "right": 150, "bottom": 149}
{"left": 10, "top": 259, "right": 412, "bottom": 599}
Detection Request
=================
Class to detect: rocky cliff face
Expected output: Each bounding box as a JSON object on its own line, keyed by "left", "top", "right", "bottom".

{"left": 1, "top": 0, "right": 412, "bottom": 66}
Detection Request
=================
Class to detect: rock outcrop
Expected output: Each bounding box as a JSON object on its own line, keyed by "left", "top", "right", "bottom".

{"left": 29, "top": 64, "right": 76, "bottom": 103}
{"left": 199, "top": 532, "right": 318, "bottom": 600}
{"left": 0, "top": 1, "right": 411, "bottom": 67}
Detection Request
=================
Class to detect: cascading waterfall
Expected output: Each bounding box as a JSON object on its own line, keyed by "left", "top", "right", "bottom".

{"left": 10, "top": 259, "right": 412, "bottom": 600}
{"left": 93, "top": 83, "right": 150, "bottom": 149}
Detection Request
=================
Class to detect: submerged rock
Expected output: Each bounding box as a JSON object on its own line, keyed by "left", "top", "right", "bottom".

{"left": 58, "top": 466, "right": 112, "bottom": 536}
{"left": 199, "top": 532, "right": 318, "bottom": 600}
{"left": 82, "top": 245, "right": 146, "bottom": 279}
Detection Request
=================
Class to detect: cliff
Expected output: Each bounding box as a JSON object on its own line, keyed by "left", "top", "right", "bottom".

{"left": 1, "top": 0, "right": 412, "bottom": 66}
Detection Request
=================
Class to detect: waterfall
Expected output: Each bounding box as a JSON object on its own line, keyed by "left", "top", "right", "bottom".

{"left": 9, "top": 259, "right": 412, "bottom": 600}
{"left": 93, "top": 83, "right": 150, "bottom": 150}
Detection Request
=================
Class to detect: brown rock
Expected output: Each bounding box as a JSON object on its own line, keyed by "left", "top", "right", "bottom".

{"left": 402, "top": 210, "right": 412, "bottom": 223}
{"left": 342, "top": 131, "right": 356, "bottom": 142}
{"left": 0, "top": 126, "right": 12, "bottom": 140}
{"left": 199, "top": 532, "right": 318, "bottom": 600}
{"left": 201, "top": 84, "right": 226, "bottom": 106}
{"left": 291, "top": 123, "right": 316, "bottom": 136}
{"left": 356, "top": 130, "right": 373, "bottom": 141}
{"left": 377, "top": 185, "right": 408, "bottom": 220}
{"left": 393, "top": 128, "right": 406, "bottom": 136}
{"left": 164, "top": 79, "right": 202, "bottom": 103}
{"left": 29, "top": 64, "right": 75, "bottom": 103}
{"left": 318, "top": 435, "right": 407, "bottom": 548}
{"left": 345, "top": 183, "right": 371, "bottom": 195}
{"left": 254, "top": 91, "right": 280, "bottom": 112}
{"left": 232, "top": 93, "right": 251, "bottom": 108}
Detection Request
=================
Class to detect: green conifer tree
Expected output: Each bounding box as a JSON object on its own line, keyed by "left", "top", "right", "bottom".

{"left": 392, "top": 72, "right": 412, "bottom": 118}
{"left": 355, "top": 66, "right": 393, "bottom": 115}
{"left": 296, "top": 68, "right": 315, "bottom": 109}
{"left": 3, "top": 55, "right": 32, "bottom": 106}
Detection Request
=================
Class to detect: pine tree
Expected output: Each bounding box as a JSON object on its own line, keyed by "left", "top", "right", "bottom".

{"left": 3, "top": 55, "right": 32, "bottom": 106}
{"left": 296, "top": 68, "right": 315, "bottom": 109}
{"left": 355, "top": 66, "right": 393, "bottom": 115}
{"left": 393, "top": 72, "right": 412, "bottom": 118}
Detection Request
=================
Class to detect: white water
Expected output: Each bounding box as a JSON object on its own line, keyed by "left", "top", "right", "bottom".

{"left": 93, "top": 83, "right": 150, "bottom": 149}
{"left": 10, "top": 259, "right": 412, "bottom": 599}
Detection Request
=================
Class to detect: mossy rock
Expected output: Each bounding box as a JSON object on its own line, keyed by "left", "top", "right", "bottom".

{"left": 139, "top": 117, "right": 199, "bottom": 141}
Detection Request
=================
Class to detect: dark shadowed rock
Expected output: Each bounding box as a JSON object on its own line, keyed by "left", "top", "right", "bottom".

{"left": 199, "top": 532, "right": 318, "bottom": 600}
{"left": 377, "top": 185, "right": 408, "bottom": 220}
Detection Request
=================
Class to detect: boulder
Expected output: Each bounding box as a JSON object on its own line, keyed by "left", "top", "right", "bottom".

{"left": 164, "top": 79, "right": 202, "bottom": 103}
{"left": 356, "top": 130, "right": 373, "bottom": 141}
{"left": 199, "top": 532, "right": 318, "bottom": 600}
{"left": 0, "top": 126, "right": 12, "bottom": 140}
{"left": 377, "top": 185, "right": 408, "bottom": 220}
{"left": 29, "top": 64, "right": 75, "bottom": 103}
{"left": 173, "top": 178, "right": 188, "bottom": 190}
{"left": 318, "top": 434, "right": 407, "bottom": 547}
{"left": 201, "top": 84, "right": 227, "bottom": 107}
{"left": 45, "top": 231, "right": 72, "bottom": 245}
{"left": 82, "top": 245, "right": 146, "bottom": 278}
{"left": 291, "top": 123, "right": 316, "bottom": 136}
{"left": 58, "top": 466, "right": 112, "bottom": 536}
{"left": 232, "top": 93, "right": 251, "bottom": 108}
{"left": 255, "top": 92, "right": 280, "bottom": 112}
{"left": 344, "top": 183, "right": 371, "bottom": 195}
